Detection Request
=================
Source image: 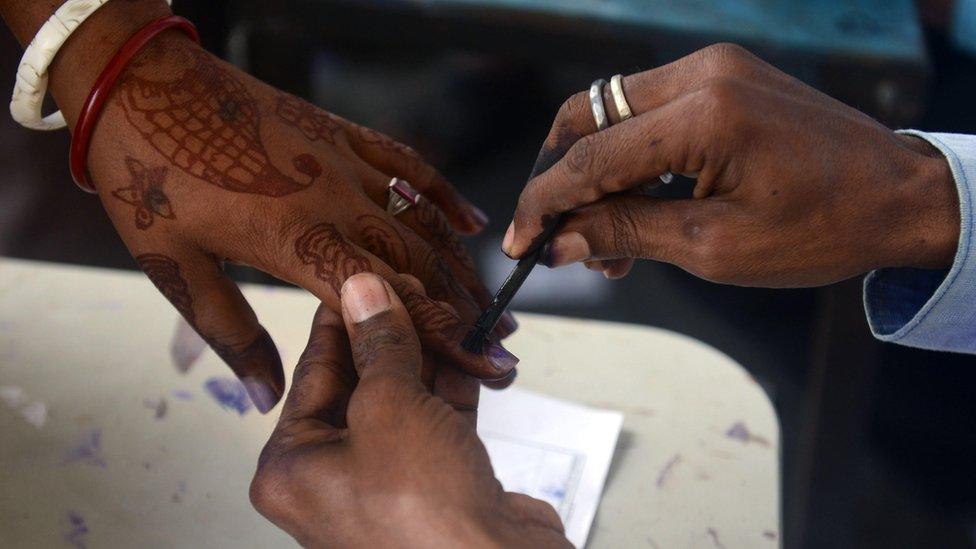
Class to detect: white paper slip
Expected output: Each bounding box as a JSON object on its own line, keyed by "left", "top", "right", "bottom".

{"left": 478, "top": 387, "right": 624, "bottom": 548}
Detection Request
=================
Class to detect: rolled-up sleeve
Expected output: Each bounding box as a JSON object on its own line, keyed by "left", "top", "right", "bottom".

{"left": 863, "top": 131, "right": 976, "bottom": 353}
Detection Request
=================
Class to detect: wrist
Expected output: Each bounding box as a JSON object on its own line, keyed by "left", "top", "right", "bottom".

{"left": 45, "top": 0, "right": 180, "bottom": 129}
{"left": 885, "top": 136, "right": 960, "bottom": 270}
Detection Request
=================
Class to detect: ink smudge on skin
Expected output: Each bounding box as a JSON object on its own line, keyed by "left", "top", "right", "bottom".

{"left": 204, "top": 377, "right": 252, "bottom": 415}
{"left": 170, "top": 318, "right": 207, "bottom": 373}
{"left": 143, "top": 398, "right": 168, "bottom": 420}
{"left": 655, "top": 453, "right": 682, "bottom": 489}
{"left": 65, "top": 511, "right": 88, "bottom": 549}
{"left": 62, "top": 429, "right": 107, "bottom": 468}
{"left": 725, "top": 421, "right": 770, "bottom": 447}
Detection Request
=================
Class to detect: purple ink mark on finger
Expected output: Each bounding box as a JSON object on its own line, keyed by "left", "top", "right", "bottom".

{"left": 171, "top": 389, "right": 193, "bottom": 401}
{"left": 204, "top": 377, "right": 252, "bottom": 415}
{"left": 143, "top": 398, "right": 168, "bottom": 420}
{"left": 170, "top": 318, "right": 207, "bottom": 373}
{"left": 65, "top": 511, "right": 89, "bottom": 548}
{"left": 725, "top": 421, "right": 770, "bottom": 447}
{"left": 655, "top": 453, "right": 681, "bottom": 489}
{"left": 62, "top": 429, "right": 106, "bottom": 468}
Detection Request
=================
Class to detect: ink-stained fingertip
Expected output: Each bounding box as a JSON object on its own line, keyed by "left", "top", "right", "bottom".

{"left": 501, "top": 222, "right": 515, "bottom": 256}
{"left": 486, "top": 342, "right": 519, "bottom": 373}
{"left": 242, "top": 377, "right": 280, "bottom": 414}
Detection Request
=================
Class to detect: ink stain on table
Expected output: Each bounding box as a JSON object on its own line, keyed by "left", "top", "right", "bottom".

{"left": 707, "top": 527, "right": 726, "bottom": 549}
{"left": 655, "top": 453, "right": 682, "bottom": 488}
{"left": 143, "top": 397, "right": 168, "bottom": 420}
{"left": 171, "top": 389, "right": 193, "bottom": 401}
{"left": 725, "top": 421, "right": 770, "bottom": 447}
{"left": 763, "top": 530, "right": 777, "bottom": 540}
{"left": 204, "top": 377, "right": 252, "bottom": 415}
{"left": 65, "top": 511, "right": 88, "bottom": 548}
{"left": 171, "top": 480, "right": 187, "bottom": 503}
{"left": 62, "top": 428, "right": 107, "bottom": 468}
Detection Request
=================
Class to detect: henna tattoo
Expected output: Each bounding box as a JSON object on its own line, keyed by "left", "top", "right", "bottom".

{"left": 415, "top": 201, "right": 476, "bottom": 271}
{"left": 354, "top": 214, "right": 411, "bottom": 273}
{"left": 391, "top": 279, "right": 463, "bottom": 339}
{"left": 422, "top": 249, "right": 470, "bottom": 304}
{"left": 295, "top": 223, "right": 372, "bottom": 294}
{"left": 292, "top": 153, "right": 323, "bottom": 184}
{"left": 118, "top": 50, "right": 310, "bottom": 197}
{"left": 357, "top": 126, "right": 423, "bottom": 173}
{"left": 275, "top": 94, "right": 344, "bottom": 145}
{"left": 209, "top": 327, "right": 281, "bottom": 379}
{"left": 112, "top": 157, "right": 176, "bottom": 230}
{"left": 137, "top": 253, "right": 195, "bottom": 325}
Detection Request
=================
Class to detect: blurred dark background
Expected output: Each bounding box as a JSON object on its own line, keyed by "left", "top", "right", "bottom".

{"left": 2, "top": 1, "right": 975, "bottom": 547}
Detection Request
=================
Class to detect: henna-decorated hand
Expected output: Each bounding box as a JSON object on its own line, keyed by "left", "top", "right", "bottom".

{"left": 250, "top": 274, "right": 569, "bottom": 548}
{"left": 43, "top": 10, "right": 515, "bottom": 415}
{"left": 504, "top": 43, "right": 958, "bottom": 287}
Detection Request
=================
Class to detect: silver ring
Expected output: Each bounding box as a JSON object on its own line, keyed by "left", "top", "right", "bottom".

{"left": 609, "top": 74, "right": 633, "bottom": 121}
{"left": 589, "top": 79, "right": 610, "bottom": 131}
{"left": 387, "top": 178, "right": 421, "bottom": 216}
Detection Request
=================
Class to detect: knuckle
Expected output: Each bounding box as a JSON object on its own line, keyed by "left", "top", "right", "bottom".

{"left": 558, "top": 91, "right": 588, "bottom": 121}
{"left": 606, "top": 201, "right": 644, "bottom": 257}
{"left": 351, "top": 322, "right": 416, "bottom": 367}
{"left": 703, "top": 42, "right": 753, "bottom": 74}
{"left": 249, "top": 462, "right": 292, "bottom": 520}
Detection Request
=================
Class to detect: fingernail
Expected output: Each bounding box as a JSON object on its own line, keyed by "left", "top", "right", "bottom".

{"left": 499, "top": 310, "right": 519, "bottom": 334}
{"left": 242, "top": 377, "right": 278, "bottom": 414}
{"left": 543, "top": 232, "right": 590, "bottom": 268}
{"left": 341, "top": 273, "right": 392, "bottom": 323}
{"left": 486, "top": 342, "right": 519, "bottom": 372}
{"left": 469, "top": 205, "right": 490, "bottom": 228}
{"left": 502, "top": 222, "right": 515, "bottom": 255}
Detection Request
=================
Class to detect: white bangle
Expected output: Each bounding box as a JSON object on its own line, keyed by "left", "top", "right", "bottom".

{"left": 10, "top": 0, "right": 172, "bottom": 131}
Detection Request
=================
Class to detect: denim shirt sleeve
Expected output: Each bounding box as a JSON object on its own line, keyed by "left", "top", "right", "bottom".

{"left": 863, "top": 131, "right": 976, "bottom": 353}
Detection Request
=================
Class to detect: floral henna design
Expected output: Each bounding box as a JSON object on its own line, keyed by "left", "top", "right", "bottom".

{"left": 354, "top": 214, "right": 411, "bottom": 272}
{"left": 295, "top": 223, "right": 372, "bottom": 295}
{"left": 275, "top": 94, "right": 344, "bottom": 145}
{"left": 118, "top": 50, "right": 310, "bottom": 197}
{"left": 112, "top": 157, "right": 176, "bottom": 230}
{"left": 137, "top": 253, "right": 195, "bottom": 324}
{"left": 415, "top": 200, "right": 476, "bottom": 270}
{"left": 391, "top": 278, "right": 464, "bottom": 339}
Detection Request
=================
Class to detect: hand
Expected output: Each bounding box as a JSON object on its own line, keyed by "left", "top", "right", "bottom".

{"left": 250, "top": 274, "right": 569, "bottom": 548}
{"left": 42, "top": 6, "right": 517, "bottom": 414}
{"left": 504, "top": 43, "right": 959, "bottom": 288}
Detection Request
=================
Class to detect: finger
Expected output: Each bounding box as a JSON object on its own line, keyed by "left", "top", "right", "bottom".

{"left": 340, "top": 273, "right": 423, "bottom": 383}
{"left": 342, "top": 121, "right": 488, "bottom": 235}
{"left": 482, "top": 367, "right": 517, "bottom": 391}
{"left": 511, "top": 92, "right": 704, "bottom": 258}
{"left": 353, "top": 166, "right": 507, "bottom": 336}
{"left": 542, "top": 194, "right": 718, "bottom": 273}
{"left": 399, "top": 274, "right": 426, "bottom": 296}
{"left": 603, "top": 258, "right": 635, "bottom": 280}
{"left": 283, "top": 221, "right": 518, "bottom": 381}
{"left": 136, "top": 250, "right": 284, "bottom": 414}
{"left": 277, "top": 304, "right": 357, "bottom": 428}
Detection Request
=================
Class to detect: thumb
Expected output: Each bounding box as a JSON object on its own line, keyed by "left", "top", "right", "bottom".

{"left": 340, "top": 273, "right": 423, "bottom": 386}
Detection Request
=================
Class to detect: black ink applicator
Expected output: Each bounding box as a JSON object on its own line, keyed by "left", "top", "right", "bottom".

{"left": 462, "top": 222, "right": 558, "bottom": 354}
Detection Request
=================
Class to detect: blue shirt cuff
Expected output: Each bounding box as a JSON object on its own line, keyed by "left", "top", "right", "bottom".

{"left": 863, "top": 131, "right": 976, "bottom": 353}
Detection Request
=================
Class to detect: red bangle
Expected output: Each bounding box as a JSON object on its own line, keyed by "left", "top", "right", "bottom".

{"left": 70, "top": 15, "right": 200, "bottom": 193}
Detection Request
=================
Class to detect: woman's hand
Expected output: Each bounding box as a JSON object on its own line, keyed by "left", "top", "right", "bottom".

{"left": 45, "top": 11, "right": 515, "bottom": 414}
{"left": 504, "top": 43, "right": 959, "bottom": 287}
{"left": 250, "top": 274, "right": 569, "bottom": 548}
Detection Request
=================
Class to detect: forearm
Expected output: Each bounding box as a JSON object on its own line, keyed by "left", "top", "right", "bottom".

{"left": 0, "top": 0, "right": 176, "bottom": 129}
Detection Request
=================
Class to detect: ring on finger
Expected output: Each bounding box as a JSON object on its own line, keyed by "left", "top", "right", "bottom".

{"left": 387, "top": 177, "right": 422, "bottom": 217}
{"left": 589, "top": 79, "right": 610, "bottom": 131}
{"left": 608, "top": 73, "right": 673, "bottom": 185}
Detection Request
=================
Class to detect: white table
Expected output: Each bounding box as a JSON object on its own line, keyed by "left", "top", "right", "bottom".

{"left": 0, "top": 258, "right": 780, "bottom": 548}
